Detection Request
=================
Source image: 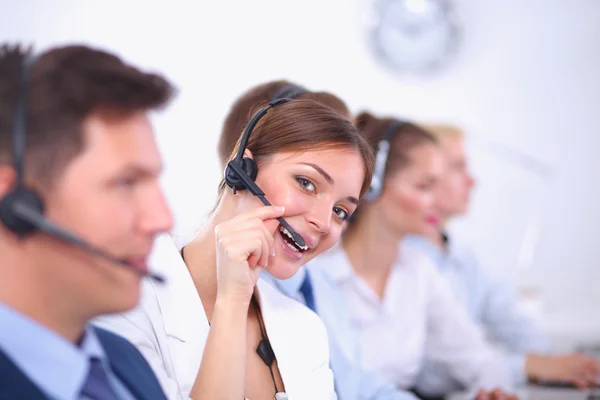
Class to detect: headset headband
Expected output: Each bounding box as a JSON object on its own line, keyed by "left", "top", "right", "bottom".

{"left": 365, "top": 118, "right": 407, "bottom": 202}
{"left": 13, "top": 53, "right": 36, "bottom": 188}
{"left": 270, "top": 83, "right": 307, "bottom": 104}
{"left": 232, "top": 84, "right": 308, "bottom": 162}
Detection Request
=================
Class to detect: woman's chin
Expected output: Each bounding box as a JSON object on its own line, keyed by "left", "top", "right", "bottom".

{"left": 263, "top": 259, "right": 302, "bottom": 281}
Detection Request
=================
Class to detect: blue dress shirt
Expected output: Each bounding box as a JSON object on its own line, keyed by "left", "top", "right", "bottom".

{"left": 260, "top": 267, "right": 418, "bottom": 400}
{"left": 405, "top": 235, "right": 549, "bottom": 393}
{"left": 0, "top": 301, "right": 135, "bottom": 400}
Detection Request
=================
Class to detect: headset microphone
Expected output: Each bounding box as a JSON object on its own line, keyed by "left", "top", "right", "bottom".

{"left": 226, "top": 160, "right": 305, "bottom": 247}
{"left": 224, "top": 84, "right": 308, "bottom": 248}
{"left": 11, "top": 201, "right": 165, "bottom": 282}
{"left": 0, "top": 47, "right": 165, "bottom": 283}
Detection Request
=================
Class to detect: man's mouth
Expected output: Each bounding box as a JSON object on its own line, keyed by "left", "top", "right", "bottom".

{"left": 124, "top": 256, "right": 149, "bottom": 273}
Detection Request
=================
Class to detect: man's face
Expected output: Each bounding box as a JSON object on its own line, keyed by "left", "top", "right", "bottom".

{"left": 40, "top": 111, "right": 173, "bottom": 316}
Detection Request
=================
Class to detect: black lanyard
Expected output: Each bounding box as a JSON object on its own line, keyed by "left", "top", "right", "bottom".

{"left": 250, "top": 295, "right": 281, "bottom": 395}
{"left": 180, "top": 246, "right": 285, "bottom": 399}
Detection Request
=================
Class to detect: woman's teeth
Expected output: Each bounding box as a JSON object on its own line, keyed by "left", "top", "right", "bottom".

{"left": 279, "top": 225, "right": 308, "bottom": 251}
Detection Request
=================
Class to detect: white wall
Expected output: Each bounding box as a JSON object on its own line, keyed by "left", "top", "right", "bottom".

{"left": 2, "top": 0, "right": 599, "bottom": 346}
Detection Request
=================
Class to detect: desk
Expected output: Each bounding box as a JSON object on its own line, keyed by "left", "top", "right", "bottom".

{"left": 447, "top": 386, "right": 598, "bottom": 400}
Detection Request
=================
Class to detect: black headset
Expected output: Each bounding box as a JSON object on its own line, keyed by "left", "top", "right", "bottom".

{"left": 0, "top": 48, "right": 164, "bottom": 282}
{"left": 223, "top": 84, "right": 307, "bottom": 247}
{"left": 364, "top": 119, "right": 407, "bottom": 202}
{"left": 0, "top": 52, "right": 42, "bottom": 236}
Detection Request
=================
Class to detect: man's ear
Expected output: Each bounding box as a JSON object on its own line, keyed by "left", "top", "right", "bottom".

{"left": 0, "top": 165, "right": 16, "bottom": 198}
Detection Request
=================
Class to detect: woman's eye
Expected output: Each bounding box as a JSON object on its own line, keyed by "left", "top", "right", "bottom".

{"left": 296, "top": 177, "right": 316, "bottom": 192}
{"left": 116, "top": 177, "right": 136, "bottom": 188}
{"left": 333, "top": 207, "right": 349, "bottom": 221}
{"left": 417, "top": 182, "right": 433, "bottom": 192}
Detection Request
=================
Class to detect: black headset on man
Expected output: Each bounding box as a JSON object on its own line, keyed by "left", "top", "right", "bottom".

{"left": 0, "top": 49, "right": 168, "bottom": 281}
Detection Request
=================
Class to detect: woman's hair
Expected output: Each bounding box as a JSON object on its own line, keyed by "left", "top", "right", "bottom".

{"left": 355, "top": 111, "right": 438, "bottom": 180}
{"left": 217, "top": 82, "right": 374, "bottom": 199}
{"left": 419, "top": 122, "right": 464, "bottom": 142}
{"left": 344, "top": 112, "right": 438, "bottom": 230}
{"left": 218, "top": 80, "right": 351, "bottom": 168}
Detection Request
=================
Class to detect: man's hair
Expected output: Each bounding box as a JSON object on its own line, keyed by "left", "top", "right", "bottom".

{"left": 0, "top": 44, "right": 176, "bottom": 187}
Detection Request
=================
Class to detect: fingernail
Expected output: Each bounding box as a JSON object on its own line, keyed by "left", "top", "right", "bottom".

{"left": 271, "top": 247, "right": 276, "bottom": 256}
{"left": 276, "top": 206, "right": 285, "bottom": 212}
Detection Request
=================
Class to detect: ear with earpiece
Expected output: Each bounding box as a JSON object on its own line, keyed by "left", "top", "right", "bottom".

{"left": 224, "top": 149, "right": 259, "bottom": 194}
{"left": 0, "top": 165, "right": 46, "bottom": 236}
{"left": 0, "top": 166, "right": 44, "bottom": 236}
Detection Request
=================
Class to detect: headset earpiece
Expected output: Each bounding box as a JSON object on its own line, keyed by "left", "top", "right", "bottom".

{"left": 0, "top": 186, "right": 44, "bottom": 236}
{"left": 223, "top": 83, "right": 307, "bottom": 195}
{"left": 364, "top": 119, "right": 407, "bottom": 202}
{"left": 224, "top": 157, "right": 258, "bottom": 193}
{"left": 0, "top": 50, "right": 43, "bottom": 236}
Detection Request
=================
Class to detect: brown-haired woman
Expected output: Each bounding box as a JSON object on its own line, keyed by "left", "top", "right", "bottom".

{"left": 307, "top": 112, "right": 518, "bottom": 400}
{"left": 95, "top": 83, "right": 374, "bottom": 400}
{"left": 218, "top": 80, "right": 352, "bottom": 167}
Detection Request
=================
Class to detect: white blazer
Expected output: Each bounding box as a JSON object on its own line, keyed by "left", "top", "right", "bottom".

{"left": 94, "top": 234, "right": 336, "bottom": 400}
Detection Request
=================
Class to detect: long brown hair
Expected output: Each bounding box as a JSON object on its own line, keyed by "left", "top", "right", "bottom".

{"left": 218, "top": 82, "right": 374, "bottom": 199}
{"left": 218, "top": 80, "right": 351, "bottom": 168}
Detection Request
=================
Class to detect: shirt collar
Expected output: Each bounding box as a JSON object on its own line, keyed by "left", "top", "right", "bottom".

{"left": 0, "top": 301, "right": 106, "bottom": 400}
{"left": 259, "top": 244, "right": 356, "bottom": 296}
{"left": 310, "top": 244, "right": 355, "bottom": 283}
{"left": 403, "top": 234, "right": 448, "bottom": 266}
{"left": 260, "top": 266, "right": 307, "bottom": 298}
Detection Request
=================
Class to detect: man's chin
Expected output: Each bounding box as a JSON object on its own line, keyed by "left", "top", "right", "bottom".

{"left": 100, "top": 282, "right": 142, "bottom": 315}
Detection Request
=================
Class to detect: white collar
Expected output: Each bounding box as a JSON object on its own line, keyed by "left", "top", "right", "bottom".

{"left": 148, "top": 234, "right": 208, "bottom": 343}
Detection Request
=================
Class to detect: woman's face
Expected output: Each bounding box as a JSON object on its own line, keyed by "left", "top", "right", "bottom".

{"left": 237, "top": 147, "right": 365, "bottom": 279}
{"left": 434, "top": 136, "right": 475, "bottom": 218}
{"left": 377, "top": 143, "right": 444, "bottom": 236}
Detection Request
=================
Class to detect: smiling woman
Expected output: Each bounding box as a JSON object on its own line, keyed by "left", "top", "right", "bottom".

{"left": 217, "top": 98, "right": 373, "bottom": 280}
{"left": 94, "top": 81, "right": 374, "bottom": 400}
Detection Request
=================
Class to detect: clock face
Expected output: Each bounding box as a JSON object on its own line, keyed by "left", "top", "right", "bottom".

{"left": 367, "top": 0, "right": 461, "bottom": 74}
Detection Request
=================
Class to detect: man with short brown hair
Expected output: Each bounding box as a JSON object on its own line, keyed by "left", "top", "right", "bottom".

{"left": 0, "top": 43, "right": 176, "bottom": 400}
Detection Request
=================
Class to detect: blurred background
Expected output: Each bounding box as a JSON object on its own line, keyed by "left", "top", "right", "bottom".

{"left": 2, "top": 0, "right": 598, "bottom": 351}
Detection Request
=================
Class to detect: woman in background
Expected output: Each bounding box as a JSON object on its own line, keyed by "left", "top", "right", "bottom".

{"left": 95, "top": 82, "right": 374, "bottom": 400}
{"left": 307, "top": 112, "right": 516, "bottom": 400}
{"left": 410, "top": 123, "right": 600, "bottom": 392}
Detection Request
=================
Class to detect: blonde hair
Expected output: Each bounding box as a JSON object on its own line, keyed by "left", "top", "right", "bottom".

{"left": 419, "top": 123, "right": 464, "bottom": 141}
